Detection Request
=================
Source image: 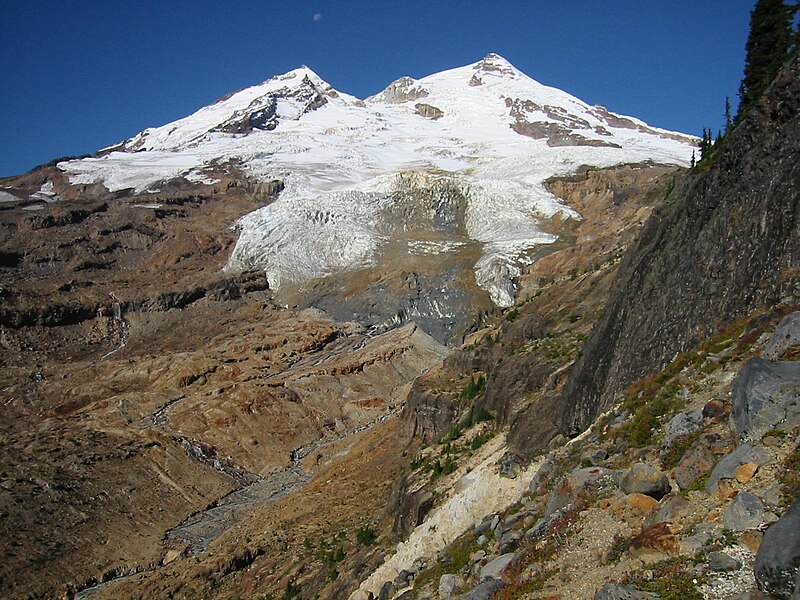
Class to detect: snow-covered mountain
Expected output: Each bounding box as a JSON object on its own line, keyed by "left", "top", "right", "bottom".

{"left": 60, "top": 53, "right": 695, "bottom": 308}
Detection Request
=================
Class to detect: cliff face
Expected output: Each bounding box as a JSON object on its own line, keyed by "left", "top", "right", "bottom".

{"left": 559, "top": 54, "right": 800, "bottom": 435}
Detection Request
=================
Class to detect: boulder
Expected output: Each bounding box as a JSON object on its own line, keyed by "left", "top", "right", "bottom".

{"left": 755, "top": 497, "right": 800, "bottom": 599}
{"left": 649, "top": 495, "right": 691, "bottom": 526}
{"left": 453, "top": 579, "right": 505, "bottom": 600}
{"left": 439, "top": 574, "right": 460, "bottom": 598}
{"left": 674, "top": 442, "right": 715, "bottom": 490}
{"left": 665, "top": 408, "right": 704, "bottom": 445}
{"left": 705, "top": 443, "right": 770, "bottom": 493}
{"left": 620, "top": 463, "right": 671, "bottom": 500}
{"left": 593, "top": 582, "right": 660, "bottom": 599}
{"left": 763, "top": 311, "right": 800, "bottom": 360}
{"left": 724, "top": 491, "right": 765, "bottom": 532}
{"left": 730, "top": 358, "right": 800, "bottom": 440}
{"left": 708, "top": 551, "right": 741, "bottom": 571}
{"left": 479, "top": 552, "right": 515, "bottom": 580}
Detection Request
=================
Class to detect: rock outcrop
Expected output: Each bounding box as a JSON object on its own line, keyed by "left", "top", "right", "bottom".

{"left": 559, "top": 53, "right": 800, "bottom": 436}
{"left": 756, "top": 497, "right": 800, "bottom": 599}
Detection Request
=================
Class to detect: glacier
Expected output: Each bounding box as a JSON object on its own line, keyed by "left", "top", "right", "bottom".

{"left": 59, "top": 53, "right": 696, "bottom": 307}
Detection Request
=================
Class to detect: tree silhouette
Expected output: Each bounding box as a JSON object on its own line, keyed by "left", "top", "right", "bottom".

{"left": 738, "top": 0, "right": 794, "bottom": 120}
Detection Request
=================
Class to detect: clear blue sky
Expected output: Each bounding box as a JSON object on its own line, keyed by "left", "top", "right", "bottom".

{"left": 1, "top": 1, "right": 758, "bottom": 177}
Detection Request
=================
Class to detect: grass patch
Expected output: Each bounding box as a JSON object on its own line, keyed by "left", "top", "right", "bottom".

{"left": 413, "top": 533, "right": 479, "bottom": 591}
{"left": 626, "top": 557, "right": 705, "bottom": 600}
{"left": 470, "top": 430, "right": 495, "bottom": 450}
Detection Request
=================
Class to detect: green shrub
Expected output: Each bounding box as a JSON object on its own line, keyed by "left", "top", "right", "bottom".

{"left": 606, "top": 533, "right": 631, "bottom": 564}
{"left": 626, "top": 558, "right": 705, "bottom": 600}
{"left": 355, "top": 527, "right": 377, "bottom": 546}
{"left": 413, "top": 534, "right": 479, "bottom": 590}
{"left": 282, "top": 580, "right": 301, "bottom": 600}
{"left": 460, "top": 375, "right": 486, "bottom": 400}
{"left": 470, "top": 430, "right": 495, "bottom": 450}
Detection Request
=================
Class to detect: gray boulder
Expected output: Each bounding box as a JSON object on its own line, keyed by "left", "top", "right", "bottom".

{"left": 479, "top": 552, "right": 515, "bottom": 580}
{"left": 665, "top": 408, "right": 704, "bottom": 445}
{"left": 439, "top": 574, "right": 460, "bottom": 598}
{"left": 705, "top": 443, "right": 770, "bottom": 493}
{"left": 756, "top": 497, "right": 800, "bottom": 599}
{"left": 453, "top": 579, "right": 505, "bottom": 600}
{"left": 763, "top": 311, "right": 800, "bottom": 360}
{"left": 724, "top": 491, "right": 765, "bottom": 531}
{"left": 708, "top": 551, "right": 742, "bottom": 571}
{"left": 593, "top": 582, "right": 660, "bottom": 599}
{"left": 620, "top": 463, "right": 671, "bottom": 500}
{"left": 731, "top": 357, "right": 800, "bottom": 440}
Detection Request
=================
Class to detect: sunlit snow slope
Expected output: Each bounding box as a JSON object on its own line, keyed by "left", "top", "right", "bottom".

{"left": 60, "top": 54, "right": 696, "bottom": 306}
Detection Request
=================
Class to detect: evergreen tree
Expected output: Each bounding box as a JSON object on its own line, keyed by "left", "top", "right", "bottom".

{"left": 737, "top": 0, "right": 794, "bottom": 120}
{"left": 724, "top": 97, "right": 733, "bottom": 134}
{"left": 699, "top": 128, "right": 711, "bottom": 162}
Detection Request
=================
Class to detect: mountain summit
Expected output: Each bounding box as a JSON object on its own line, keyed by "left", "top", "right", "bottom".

{"left": 58, "top": 55, "right": 695, "bottom": 311}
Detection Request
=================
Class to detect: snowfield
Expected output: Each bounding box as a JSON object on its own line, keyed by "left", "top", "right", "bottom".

{"left": 59, "top": 54, "right": 696, "bottom": 306}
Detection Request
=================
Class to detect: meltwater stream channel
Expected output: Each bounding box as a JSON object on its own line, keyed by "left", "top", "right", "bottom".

{"left": 75, "top": 406, "right": 401, "bottom": 599}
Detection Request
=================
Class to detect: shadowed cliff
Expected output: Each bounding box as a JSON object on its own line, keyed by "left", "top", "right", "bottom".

{"left": 559, "top": 54, "right": 800, "bottom": 436}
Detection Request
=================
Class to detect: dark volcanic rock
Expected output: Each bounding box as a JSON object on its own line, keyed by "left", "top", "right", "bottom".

{"left": 756, "top": 497, "right": 800, "bottom": 599}
{"left": 387, "top": 473, "right": 434, "bottom": 539}
{"left": 731, "top": 357, "right": 800, "bottom": 440}
{"left": 558, "top": 54, "right": 800, "bottom": 435}
{"left": 708, "top": 551, "right": 742, "bottom": 572}
{"left": 594, "top": 583, "right": 660, "bottom": 600}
